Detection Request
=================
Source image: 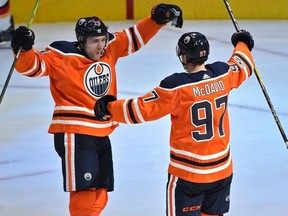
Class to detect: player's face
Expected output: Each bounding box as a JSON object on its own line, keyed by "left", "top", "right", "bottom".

{"left": 84, "top": 35, "right": 107, "bottom": 61}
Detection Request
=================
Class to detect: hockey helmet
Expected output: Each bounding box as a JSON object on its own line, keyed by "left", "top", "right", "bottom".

{"left": 75, "top": 16, "right": 108, "bottom": 45}
{"left": 176, "top": 32, "right": 209, "bottom": 64}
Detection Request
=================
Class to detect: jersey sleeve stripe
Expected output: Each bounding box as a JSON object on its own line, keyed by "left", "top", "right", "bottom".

{"left": 28, "top": 61, "right": 42, "bottom": 77}
{"left": 234, "top": 51, "right": 254, "bottom": 76}
{"left": 127, "top": 99, "right": 138, "bottom": 123}
{"left": 123, "top": 99, "right": 132, "bottom": 124}
{"left": 133, "top": 25, "right": 144, "bottom": 48}
{"left": 37, "top": 59, "right": 47, "bottom": 77}
{"left": 20, "top": 52, "right": 47, "bottom": 77}
{"left": 21, "top": 54, "right": 38, "bottom": 75}
{"left": 133, "top": 98, "right": 146, "bottom": 123}
{"left": 231, "top": 55, "right": 248, "bottom": 80}
{"left": 128, "top": 27, "right": 139, "bottom": 51}
{"left": 124, "top": 29, "right": 133, "bottom": 55}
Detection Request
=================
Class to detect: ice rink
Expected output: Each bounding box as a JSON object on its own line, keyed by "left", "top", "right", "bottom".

{"left": 0, "top": 19, "right": 288, "bottom": 216}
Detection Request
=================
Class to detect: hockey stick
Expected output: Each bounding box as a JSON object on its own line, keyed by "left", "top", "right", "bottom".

{"left": 223, "top": 0, "right": 288, "bottom": 148}
{"left": 0, "top": 0, "right": 41, "bottom": 105}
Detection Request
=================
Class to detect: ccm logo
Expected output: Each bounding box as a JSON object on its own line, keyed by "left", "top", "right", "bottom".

{"left": 182, "top": 205, "right": 201, "bottom": 212}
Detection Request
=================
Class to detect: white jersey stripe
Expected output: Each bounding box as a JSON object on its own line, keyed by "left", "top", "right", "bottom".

{"left": 167, "top": 175, "right": 177, "bottom": 216}
{"left": 123, "top": 99, "right": 131, "bottom": 124}
{"left": 54, "top": 106, "right": 95, "bottom": 114}
{"left": 21, "top": 54, "right": 38, "bottom": 75}
{"left": 124, "top": 29, "right": 133, "bottom": 55}
{"left": 170, "top": 143, "right": 230, "bottom": 161}
{"left": 51, "top": 120, "right": 117, "bottom": 129}
{"left": 64, "top": 133, "right": 76, "bottom": 191}
{"left": 133, "top": 98, "right": 146, "bottom": 123}
{"left": 133, "top": 24, "right": 144, "bottom": 48}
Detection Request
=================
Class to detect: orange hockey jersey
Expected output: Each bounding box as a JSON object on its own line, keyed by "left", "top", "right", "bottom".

{"left": 15, "top": 16, "right": 165, "bottom": 137}
{"left": 107, "top": 42, "right": 255, "bottom": 183}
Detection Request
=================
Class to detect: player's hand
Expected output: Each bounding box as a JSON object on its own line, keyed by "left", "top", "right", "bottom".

{"left": 151, "top": 3, "right": 183, "bottom": 28}
{"left": 11, "top": 26, "right": 35, "bottom": 54}
{"left": 231, "top": 29, "right": 254, "bottom": 51}
{"left": 94, "top": 95, "right": 117, "bottom": 121}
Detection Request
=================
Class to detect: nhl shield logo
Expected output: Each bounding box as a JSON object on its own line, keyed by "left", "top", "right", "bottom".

{"left": 84, "top": 62, "right": 112, "bottom": 98}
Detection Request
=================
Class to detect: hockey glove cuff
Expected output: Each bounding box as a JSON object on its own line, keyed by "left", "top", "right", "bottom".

{"left": 151, "top": 3, "right": 183, "bottom": 28}
{"left": 11, "top": 26, "right": 35, "bottom": 54}
{"left": 231, "top": 29, "right": 254, "bottom": 51}
{"left": 94, "top": 95, "right": 117, "bottom": 121}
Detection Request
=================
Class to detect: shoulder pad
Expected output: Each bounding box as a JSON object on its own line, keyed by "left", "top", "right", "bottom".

{"left": 49, "top": 41, "right": 81, "bottom": 54}
{"left": 160, "top": 72, "right": 191, "bottom": 88}
{"left": 108, "top": 33, "right": 116, "bottom": 42}
{"left": 205, "top": 62, "right": 229, "bottom": 76}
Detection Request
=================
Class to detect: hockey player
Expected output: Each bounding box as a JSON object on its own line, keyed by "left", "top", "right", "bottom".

{"left": 11, "top": 3, "right": 183, "bottom": 216}
{"left": 94, "top": 30, "right": 255, "bottom": 216}
{"left": 0, "top": 0, "right": 14, "bottom": 48}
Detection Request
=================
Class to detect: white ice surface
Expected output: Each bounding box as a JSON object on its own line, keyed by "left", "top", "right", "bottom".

{"left": 0, "top": 20, "right": 288, "bottom": 216}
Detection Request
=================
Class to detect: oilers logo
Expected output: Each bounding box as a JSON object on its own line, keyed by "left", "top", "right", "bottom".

{"left": 84, "top": 62, "right": 112, "bottom": 98}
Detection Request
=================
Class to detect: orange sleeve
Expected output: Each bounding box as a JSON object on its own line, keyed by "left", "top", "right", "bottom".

{"left": 136, "top": 16, "right": 167, "bottom": 45}
{"left": 108, "top": 87, "right": 172, "bottom": 124}
{"left": 15, "top": 49, "right": 39, "bottom": 75}
{"left": 107, "top": 16, "right": 166, "bottom": 58}
{"left": 230, "top": 41, "right": 255, "bottom": 66}
{"left": 15, "top": 48, "right": 58, "bottom": 78}
{"left": 227, "top": 42, "right": 255, "bottom": 88}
